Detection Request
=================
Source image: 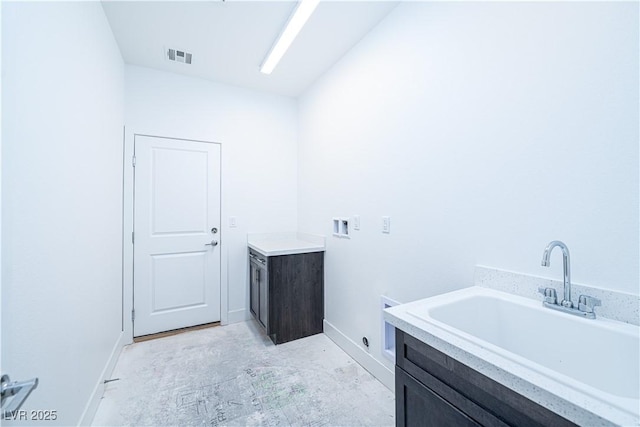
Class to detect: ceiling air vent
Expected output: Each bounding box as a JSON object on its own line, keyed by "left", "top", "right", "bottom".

{"left": 166, "top": 48, "right": 192, "bottom": 65}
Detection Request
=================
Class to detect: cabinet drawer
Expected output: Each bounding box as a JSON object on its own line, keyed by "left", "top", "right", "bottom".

{"left": 396, "top": 330, "right": 576, "bottom": 427}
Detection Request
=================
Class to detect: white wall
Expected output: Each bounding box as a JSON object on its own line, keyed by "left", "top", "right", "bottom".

{"left": 124, "top": 65, "right": 298, "bottom": 322}
{"left": 2, "top": 2, "right": 125, "bottom": 425}
{"left": 2, "top": 1, "right": 636, "bottom": 419}
{"left": 298, "top": 2, "right": 639, "bottom": 373}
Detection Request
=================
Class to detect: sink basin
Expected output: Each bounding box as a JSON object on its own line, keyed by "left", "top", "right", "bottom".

{"left": 405, "top": 286, "right": 640, "bottom": 416}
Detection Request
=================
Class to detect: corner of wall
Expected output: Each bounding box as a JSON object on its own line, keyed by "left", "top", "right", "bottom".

{"left": 78, "top": 332, "right": 127, "bottom": 426}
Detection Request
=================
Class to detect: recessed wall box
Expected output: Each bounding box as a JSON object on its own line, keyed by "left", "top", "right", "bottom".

{"left": 332, "top": 217, "right": 350, "bottom": 238}
{"left": 341, "top": 219, "right": 349, "bottom": 236}
{"left": 381, "top": 295, "right": 400, "bottom": 362}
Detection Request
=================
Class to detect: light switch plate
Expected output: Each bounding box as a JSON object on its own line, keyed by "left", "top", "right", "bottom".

{"left": 382, "top": 216, "right": 390, "bottom": 233}
{"left": 353, "top": 215, "right": 360, "bottom": 230}
{"left": 229, "top": 216, "right": 237, "bottom": 228}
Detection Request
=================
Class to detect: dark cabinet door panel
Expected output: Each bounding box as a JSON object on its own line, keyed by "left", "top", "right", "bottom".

{"left": 258, "top": 267, "right": 268, "bottom": 329}
{"left": 396, "top": 367, "right": 481, "bottom": 427}
{"left": 269, "top": 252, "right": 324, "bottom": 344}
{"left": 249, "top": 264, "right": 259, "bottom": 318}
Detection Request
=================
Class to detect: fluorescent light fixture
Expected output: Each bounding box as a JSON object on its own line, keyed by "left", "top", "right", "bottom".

{"left": 260, "top": 0, "right": 320, "bottom": 75}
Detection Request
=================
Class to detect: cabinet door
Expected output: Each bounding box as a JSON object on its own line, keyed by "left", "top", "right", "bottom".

{"left": 267, "top": 252, "right": 324, "bottom": 344}
{"left": 249, "top": 263, "right": 259, "bottom": 318}
{"left": 396, "top": 367, "right": 481, "bottom": 427}
{"left": 258, "top": 267, "right": 268, "bottom": 329}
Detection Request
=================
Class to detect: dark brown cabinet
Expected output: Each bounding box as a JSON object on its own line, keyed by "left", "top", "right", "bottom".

{"left": 249, "top": 249, "right": 324, "bottom": 344}
{"left": 249, "top": 254, "right": 268, "bottom": 329}
{"left": 395, "top": 329, "right": 577, "bottom": 427}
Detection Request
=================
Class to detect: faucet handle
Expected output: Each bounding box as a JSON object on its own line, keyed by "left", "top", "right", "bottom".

{"left": 538, "top": 287, "right": 557, "bottom": 305}
{"left": 578, "top": 295, "right": 601, "bottom": 313}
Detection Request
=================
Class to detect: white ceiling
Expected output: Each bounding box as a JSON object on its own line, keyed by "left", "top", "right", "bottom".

{"left": 101, "top": 1, "right": 398, "bottom": 97}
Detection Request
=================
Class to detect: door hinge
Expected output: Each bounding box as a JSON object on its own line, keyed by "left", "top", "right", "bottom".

{"left": 131, "top": 309, "right": 135, "bottom": 322}
{"left": 132, "top": 155, "right": 136, "bottom": 167}
{"left": 132, "top": 231, "right": 135, "bottom": 244}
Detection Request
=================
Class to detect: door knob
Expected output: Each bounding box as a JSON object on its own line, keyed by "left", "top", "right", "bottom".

{"left": 205, "top": 240, "right": 218, "bottom": 247}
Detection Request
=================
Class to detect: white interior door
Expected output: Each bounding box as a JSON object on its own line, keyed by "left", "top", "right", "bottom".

{"left": 133, "top": 135, "right": 221, "bottom": 337}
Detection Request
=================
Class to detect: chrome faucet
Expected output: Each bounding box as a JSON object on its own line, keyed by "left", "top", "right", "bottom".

{"left": 541, "top": 240, "right": 573, "bottom": 308}
{"left": 538, "top": 240, "right": 601, "bottom": 319}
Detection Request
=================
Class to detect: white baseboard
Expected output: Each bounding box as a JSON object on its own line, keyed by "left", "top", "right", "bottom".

{"left": 226, "top": 308, "right": 247, "bottom": 324}
{"left": 323, "top": 319, "right": 394, "bottom": 390}
{"left": 78, "top": 331, "right": 126, "bottom": 426}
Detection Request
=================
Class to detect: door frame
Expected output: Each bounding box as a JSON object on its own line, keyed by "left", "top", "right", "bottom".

{"left": 122, "top": 128, "right": 228, "bottom": 344}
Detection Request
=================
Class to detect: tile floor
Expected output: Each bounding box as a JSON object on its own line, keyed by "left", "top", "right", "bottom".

{"left": 92, "top": 321, "right": 395, "bottom": 426}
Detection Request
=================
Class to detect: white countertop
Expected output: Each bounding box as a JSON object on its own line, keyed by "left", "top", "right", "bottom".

{"left": 384, "top": 292, "right": 640, "bottom": 427}
{"left": 247, "top": 232, "right": 325, "bottom": 256}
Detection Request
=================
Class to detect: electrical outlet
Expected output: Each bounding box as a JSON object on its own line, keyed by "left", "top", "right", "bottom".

{"left": 382, "top": 216, "right": 390, "bottom": 233}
